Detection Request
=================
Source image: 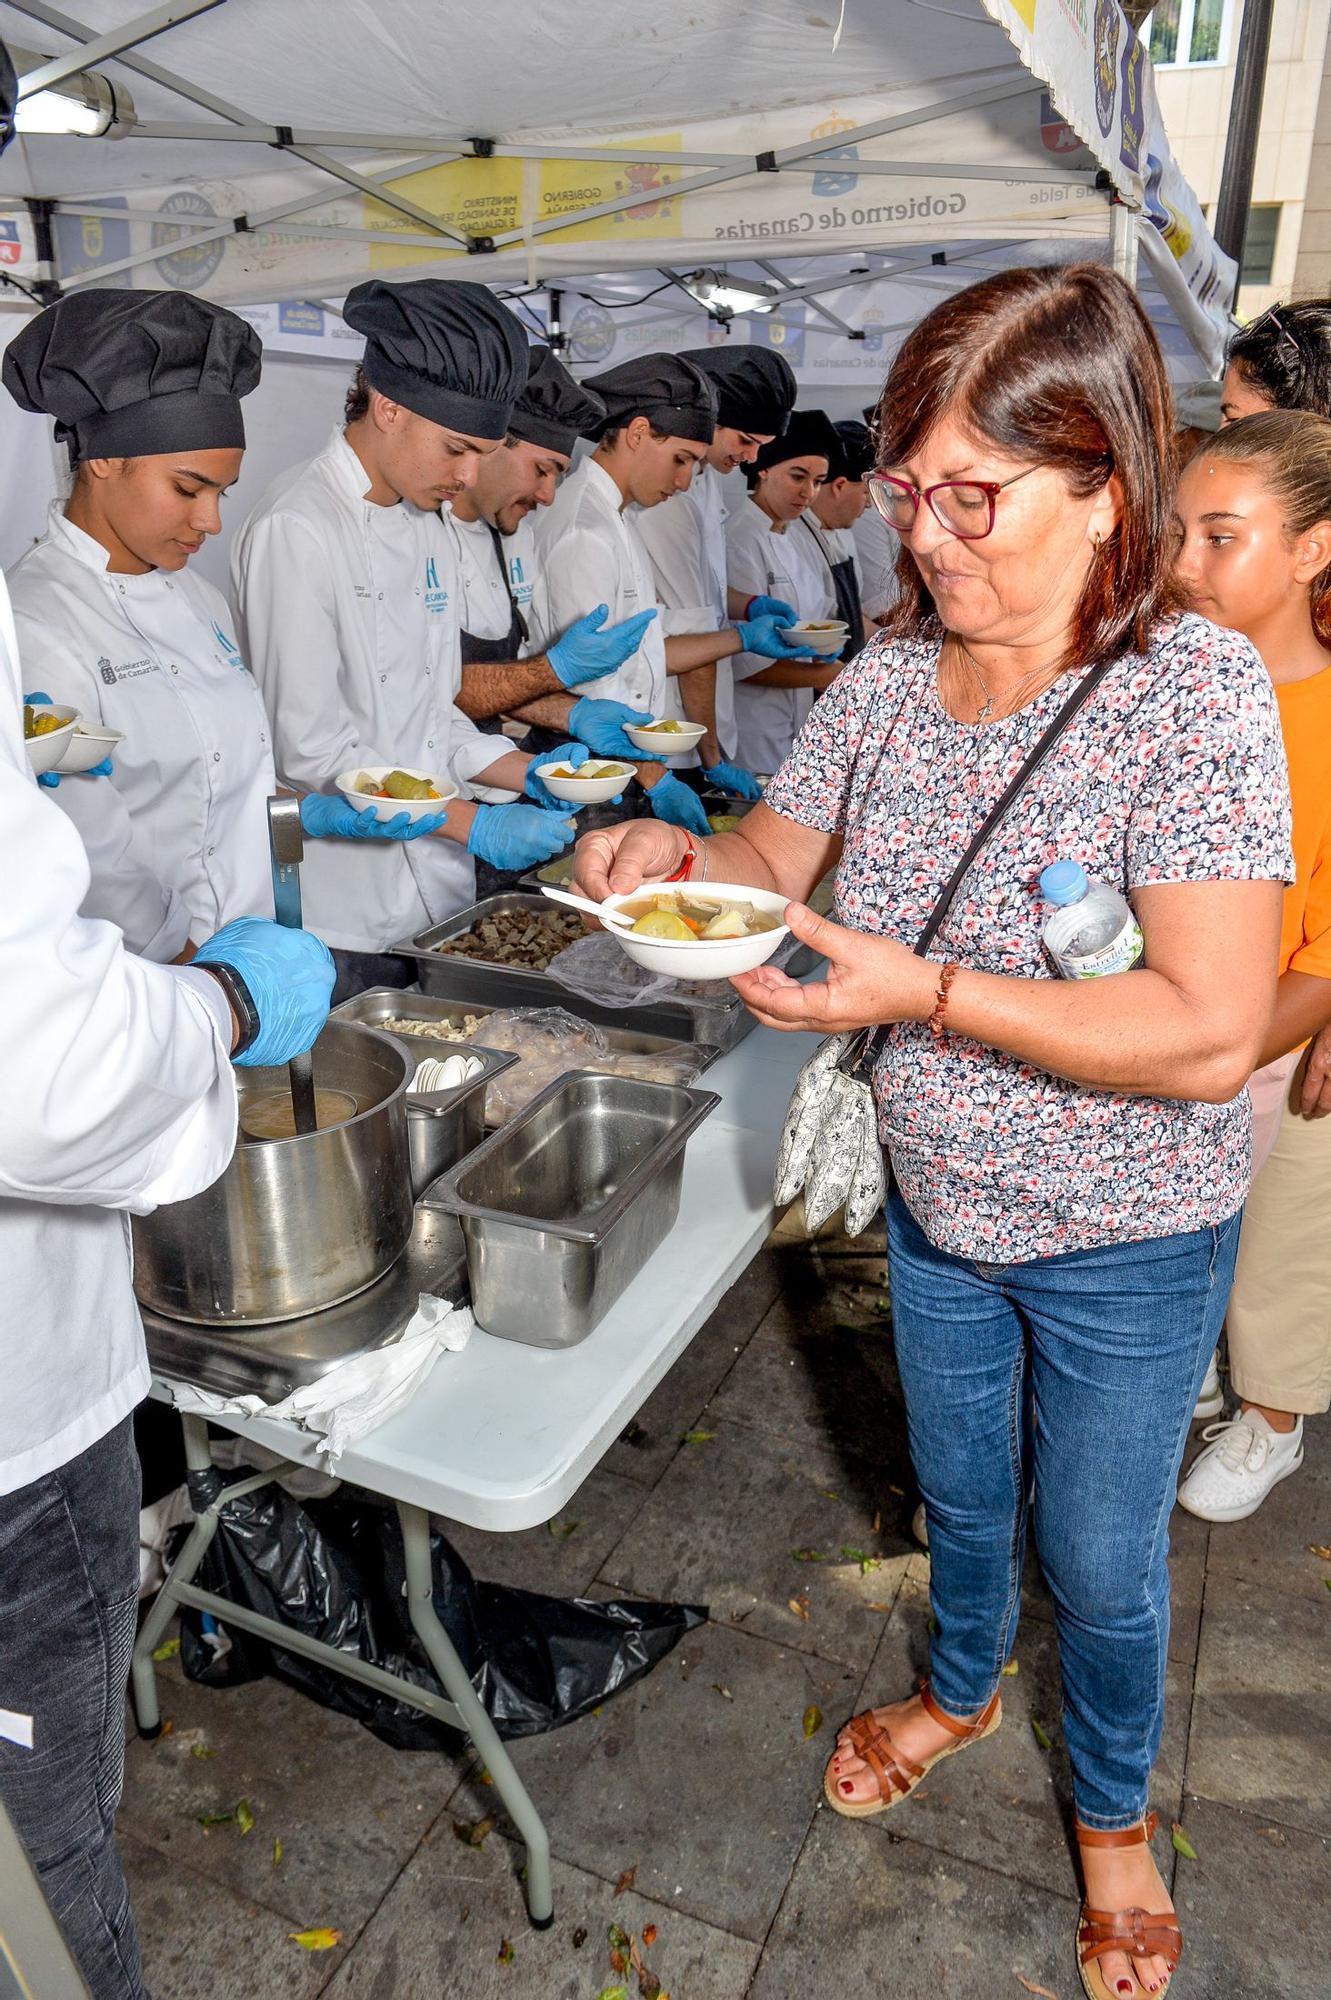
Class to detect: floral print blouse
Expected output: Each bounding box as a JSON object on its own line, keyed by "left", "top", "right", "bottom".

{"left": 764, "top": 614, "right": 1294, "bottom": 1263}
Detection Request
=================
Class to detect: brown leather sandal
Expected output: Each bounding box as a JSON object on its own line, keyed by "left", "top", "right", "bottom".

{"left": 1076, "top": 1813, "right": 1183, "bottom": 2000}
{"left": 822, "top": 1681, "right": 1002, "bottom": 1820}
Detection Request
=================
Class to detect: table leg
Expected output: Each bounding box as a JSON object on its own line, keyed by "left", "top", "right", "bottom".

{"left": 397, "top": 1501, "right": 555, "bottom": 1930}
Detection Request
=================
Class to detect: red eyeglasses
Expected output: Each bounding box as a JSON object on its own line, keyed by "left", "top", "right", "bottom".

{"left": 866, "top": 464, "right": 1041, "bottom": 541}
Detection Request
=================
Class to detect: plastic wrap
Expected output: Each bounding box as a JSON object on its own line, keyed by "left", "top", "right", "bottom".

{"left": 460, "top": 1005, "right": 711, "bottom": 1122}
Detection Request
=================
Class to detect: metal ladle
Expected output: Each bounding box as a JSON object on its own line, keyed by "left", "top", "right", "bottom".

{"left": 266, "top": 795, "right": 318, "bottom": 1135}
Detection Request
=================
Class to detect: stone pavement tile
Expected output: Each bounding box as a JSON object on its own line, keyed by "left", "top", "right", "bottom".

{"left": 842, "top": 1578, "right": 1191, "bottom": 1899}
{"left": 121, "top": 1831, "right": 339, "bottom": 1999}
{"left": 1199, "top": 1440, "right": 1331, "bottom": 1605}
{"left": 748, "top": 1811, "right": 1079, "bottom": 2000}
{"left": 120, "top": 1654, "right": 462, "bottom": 1932}
{"left": 449, "top": 1618, "right": 860, "bottom": 1943}
{"left": 438, "top": 1464, "right": 652, "bottom": 1596}
{"left": 1022, "top": 1500, "right": 1210, "bottom": 1669}
{"left": 320, "top": 1830, "right": 758, "bottom": 2000}
{"left": 1170, "top": 1796, "right": 1331, "bottom": 2000}
{"left": 1188, "top": 1573, "right": 1331, "bottom": 1838}
{"left": 599, "top": 1417, "right": 915, "bottom": 1674}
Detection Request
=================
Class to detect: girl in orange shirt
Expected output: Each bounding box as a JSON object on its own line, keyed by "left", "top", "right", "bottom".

{"left": 1173, "top": 409, "right": 1331, "bottom": 1519}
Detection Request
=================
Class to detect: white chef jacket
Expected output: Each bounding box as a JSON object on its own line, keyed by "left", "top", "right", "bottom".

{"left": 0, "top": 574, "right": 238, "bottom": 1495}
{"left": 441, "top": 507, "right": 537, "bottom": 647}
{"left": 232, "top": 429, "right": 518, "bottom": 954}
{"left": 8, "top": 504, "right": 275, "bottom": 962}
{"left": 634, "top": 463, "right": 737, "bottom": 764}
{"left": 851, "top": 504, "right": 901, "bottom": 620}
{"left": 527, "top": 457, "right": 668, "bottom": 715}
{"left": 725, "top": 498, "right": 837, "bottom": 775}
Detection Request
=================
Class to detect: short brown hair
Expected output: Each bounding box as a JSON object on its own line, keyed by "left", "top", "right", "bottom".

{"left": 344, "top": 365, "right": 371, "bottom": 426}
{"left": 872, "top": 263, "right": 1179, "bottom": 668}
{"left": 1194, "top": 408, "right": 1331, "bottom": 644}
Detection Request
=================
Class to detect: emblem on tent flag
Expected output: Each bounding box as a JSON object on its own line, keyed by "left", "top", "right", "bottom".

{"left": 1094, "top": 0, "right": 1121, "bottom": 139}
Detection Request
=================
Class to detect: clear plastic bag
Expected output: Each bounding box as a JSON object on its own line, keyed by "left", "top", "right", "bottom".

{"left": 461, "top": 1005, "right": 710, "bottom": 1122}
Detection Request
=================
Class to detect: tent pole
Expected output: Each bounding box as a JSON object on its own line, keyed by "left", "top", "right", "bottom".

{"left": 1109, "top": 200, "right": 1140, "bottom": 287}
{"left": 1213, "top": 0, "right": 1275, "bottom": 304}
{"left": 15, "top": 0, "right": 225, "bottom": 98}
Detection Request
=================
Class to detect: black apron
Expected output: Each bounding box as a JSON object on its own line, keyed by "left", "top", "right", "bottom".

{"left": 799, "top": 515, "right": 863, "bottom": 662}
{"left": 459, "top": 525, "right": 540, "bottom": 897}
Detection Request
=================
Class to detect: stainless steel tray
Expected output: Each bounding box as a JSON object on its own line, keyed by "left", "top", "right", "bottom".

{"left": 142, "top": 1203, "right": 469, "bottom": 1403}
{"left": 428, "top": 1072, "right": 718, "bottom": 1349}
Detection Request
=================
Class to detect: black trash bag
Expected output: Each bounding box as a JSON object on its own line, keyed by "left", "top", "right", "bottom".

{"left": 177, "top": 1466, "right": 705, "bottom": 1748}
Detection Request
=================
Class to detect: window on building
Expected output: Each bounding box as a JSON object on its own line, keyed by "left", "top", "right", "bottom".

{"left": 1241, "top": 205, "right": 1281, "bottom": 286}
{"left": 1146, "top": 0, "right": 1231, "bottom": 66}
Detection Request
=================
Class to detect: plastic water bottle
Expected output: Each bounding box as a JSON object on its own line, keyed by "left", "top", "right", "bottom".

{"left": 1039, "top": 860, "right": 1143, "bottom": 979}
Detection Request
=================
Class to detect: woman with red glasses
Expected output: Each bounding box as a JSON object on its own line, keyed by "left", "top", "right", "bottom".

{"left": 574, "top": 264, "right": 1292, "bottom": 2000}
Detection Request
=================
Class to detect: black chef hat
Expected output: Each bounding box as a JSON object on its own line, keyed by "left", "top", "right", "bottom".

{"left": 0, "top": 42, "right": 16, "bottom": 159}
{"left": 3, "top": 289, "right": 261, "bottom": 459}
{"left": 343, "top": 278, "right": 527, "bottom": 440}
{"left": 751, "top": 407, "right": 840, "bottom": 474}
{"left": 582, "top": 352, "right": 717, "bottom": 444}
{"left": 679, "top": 345, "right": 795, "bottom": 437}
{"left": 510, "top": 345, "right": 606, "bottom": 456}
{"left": 828, "top": 419, "right": 874, "bottom": 483}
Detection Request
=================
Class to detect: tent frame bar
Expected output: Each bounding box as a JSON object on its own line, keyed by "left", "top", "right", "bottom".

{"left": 14, "top": 0, "right": 226, "bottom": 97}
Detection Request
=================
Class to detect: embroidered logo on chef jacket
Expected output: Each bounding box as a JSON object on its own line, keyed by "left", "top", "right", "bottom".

{"left": 101, "top": 656, "right": 157, "bottom": 685}
{"left": 99, "top": 655, "right": 116, "bottom": 687}
{"left": 211, "top": 620, "right": 245, "bottom": 671}
{"left": 507, "top": 554, "right": 535, "bottom": 609}
{"left": 423, "top": 555, "right": 449, "bottom": 615}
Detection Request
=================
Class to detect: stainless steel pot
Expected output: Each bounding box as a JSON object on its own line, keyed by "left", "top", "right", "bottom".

{"left": 132, "top": 1021, "right": 414, "bottom": 1325}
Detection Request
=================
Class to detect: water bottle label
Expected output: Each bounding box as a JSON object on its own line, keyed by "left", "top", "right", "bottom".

{"left": 1050, "top": 919, "right": 1144, "bottom": 981}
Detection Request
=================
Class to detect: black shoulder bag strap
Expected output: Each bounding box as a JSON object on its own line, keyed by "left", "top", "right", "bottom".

{"left": 837, "top": 655, "right": 1116, "bottom": 1081}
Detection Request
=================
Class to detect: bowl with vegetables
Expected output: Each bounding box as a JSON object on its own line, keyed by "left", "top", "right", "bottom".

{"left": 786, "top": 619, "right": 848, "bottom": 657}
{"left": 336, "top": 765, "right": 458, "bottom": 825}
{"left": 23, "top": 702, "right": 79, "bottom": 775}
{"left": 533, "top": 758, "right": 637, "bottom": 805}
{"left": 623, "top": 717, "right": 708, "bottom": 756}
{"left": 601, "top": 881, "right": 791, "bottom": 981}
{"left": 57, "top": 722, "right": 125, "bottom": 775}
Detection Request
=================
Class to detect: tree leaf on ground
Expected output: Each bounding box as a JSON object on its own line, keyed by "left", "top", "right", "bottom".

{"left": 273, "top": 1837, "right": 283, "bottom": 1865}
{"left": 608, "top": 1922, "right": 631, "bottom": 1954}
{"left": 887, "top": 1483, "right": 904, "bottom": 1496}
{"left": 610, "top": 1950, "right": 629, "bottom": 1976}
{"left": 642, "top": 1923, "right": 658, "bottom": 1948}
{"left": 680, "top": 1430, "right": 715, "bottom": 1445}
{"left": 819, "top": 1489, "right": 839, "bottom": 1501}
{"left": 572, "top": 1926, "right": 588, "bottom": 1948}
{"left": 1324, "top": 1578, "right": 1331, "bottom": 1595}
{"left": 613, "top": 1865, "right": 637, "bottom": 1897}
{"left": 151, "top": 1636, "right": 181, "bottom": 1662}
{"left": 1170, "top": 1821, "right": 1198, "bottom": 1860}
{"left": 547, "top": 1517, "right": 580, "bottom": 1540}
{"left": 865, "top": 1601, "right": 892, "bottom": 1613}
{"left": 1255, "top": 1825, "right": 1286, "bottom": 1846}
{"left": 1014, "top": 1977, "right": 1059, "bottom": 1998}
{"left": 788, "top": 1595, "right": 811, "bottom": 1622}
{"left": 871, "top": 1510, "right": 882, "bottom": 1534}
{"left": 1308, "top": 1544, "right": 1331, "bottom": 1560}
{"left": 189, "top": 1740, "right": 216, "bottom": 1760}
{"left": 803, "top": 1705, "right": 824, "bottom": 1739}
{"left": 790, "top": 1547, "right": 825, "bottom": 1563}
{"left": 289, "top": 1928, "right": 341, "bottom": 1951}
{"left": 1030, "top": 1720, "right": 1053, "bottom": 1752}
{"left": 497, "top": 1936, "right": 515, "bottom": 1965}
{"left": 596, "top": 1989, "right": 629, "bottom": 2000}
{"left": 1002, "top": 1660, "right": 1020, "bottom": 1677}
{"left": 196, "top": 1809, "right": 236, "bottom": 1830}
{"left": 236, "top": 1799, "right": 255, "bottom": 1837}
{"left": 453, "top": 1815, "right": 496, "bottom": 1848}
{"left": 840, "top": 1545, "right": 881, "bottom": 1575}
{"left": 711, "top": 1683, "right": 733, "bottom": 1700}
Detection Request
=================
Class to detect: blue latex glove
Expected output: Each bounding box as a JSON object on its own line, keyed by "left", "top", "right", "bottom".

{"left": 194, "top": 915, "right": 335, "bottom": 1069}
{"left": 467, "top": 801, "right": 575, "bottom": 871}
{"left": 567, "top": 696, "right": 656, "bottom": 759}
{"left": 523, "top": 741, "right": 600, "bottom": 809}
{"left": 547, "top": 603, "right": 658, "bottom": 690}
{"left": 298, "top": 792, "right": 447, "bottom": 841}
{"left": 734, "top": 612, "right": 819, "bottom": 660}
{"left": 743, "top": 594, "right": 797, "bottom": 623}
{"left": 703, "top": 761, "right": 763, "bottom": 801}
{"left": 645, "top": 771, "right": 711, "bottom": 838}
{"left": 24, "top": 690, "right": 115, "bottom": 787}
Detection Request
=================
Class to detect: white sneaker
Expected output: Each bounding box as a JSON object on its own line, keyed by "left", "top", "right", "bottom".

{"left": 1177, "top": 1410, "right": 1304, "bottom": 1522}
{"left": 1192, "top": 1354, "right": 1225, "bottom": 1421}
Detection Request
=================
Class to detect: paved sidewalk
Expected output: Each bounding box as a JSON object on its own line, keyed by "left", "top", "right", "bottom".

{"left": 119, "top": 1226, "right": 1331, "bottom": 2000}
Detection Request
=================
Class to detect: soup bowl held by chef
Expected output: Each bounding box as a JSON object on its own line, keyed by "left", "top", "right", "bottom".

{"left": 574, "top": 262, "right": 1293, "bottom": 2000}
{"left": 3, "top": 290, "right": 449, "bottom": 968}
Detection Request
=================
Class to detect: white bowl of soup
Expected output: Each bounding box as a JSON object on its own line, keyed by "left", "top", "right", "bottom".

{"left": 601, "top": 880, "right": 791, "bottom": 980}
{"left": 786, "top": 619, "right": 849, "bottom": 657}
{"left": 623, "top": 718, "right": 708, "bottom": 755}
{"left": 336, "top": 766, "right": 458, "bottom": 825}
{"left": 533, "top": 759, "right": 636, "bottom": 805}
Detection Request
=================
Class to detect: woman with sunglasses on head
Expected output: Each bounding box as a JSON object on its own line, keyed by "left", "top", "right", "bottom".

{"left": 575, "top": 264, "right": 1292, "bottom": 2000}
{"left": 1172, "top": 412, "right": 1331, "bottom": 1521}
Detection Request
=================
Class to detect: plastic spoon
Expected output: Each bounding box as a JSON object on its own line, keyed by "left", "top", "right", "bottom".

{"left": 538, "top": 884, "right": 635, "bottom": 929}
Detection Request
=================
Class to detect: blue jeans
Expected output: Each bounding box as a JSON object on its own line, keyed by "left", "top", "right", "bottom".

{"left": 886, "top": 1188, "right": 1240, "bottom": 1828}
{"left": 0, "top": 1417, "right": 147, "bottom": 1999}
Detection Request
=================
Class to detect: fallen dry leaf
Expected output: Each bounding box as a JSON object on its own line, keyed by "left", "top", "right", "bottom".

{"left": 865, "top": 1601, "right": 892, "bottom": 1613}
{"left": 236, "top": 1799, "right": 255, "bottom": 1837}
{"left": 711, "top": 1683, "right": 733, "bottom": 1701}
{"left": 613, "top": 1865, "right": 637, "bottom": 1897}
{"left": 497, "top": 1935, "right": 515, "bottom": 1965}
{"left": 788, "top": 1595, "right": 811, "bottom": 1622}
{"left": 803, "top": 1705, "right": 824, "bottom": 1739}
{"left": 1308, "top": 1544, "right": 1331, "bottom": 1560}
{"left": 1255, "top": 1825, "right": 1287, "bottom": 1847}
{"left": 790, "top": 1547, "right": 825, "bottom": 1563}
{"left": 572, "top": 1925, "right": 588, "bottom": 1948}
{"left": 642, "top": 1923, "right": 658, "bottom": 1948}
{"left": 871, "top": 1510, "right": 882, "bottom": 1535}
{"left": 289, "top": 1928, "right": 341, "bottom": 1951}
{"left": 1014, "top": 1977, "right": 1059, "bottom": 1999}
{"left": 453, "top": 1815, "right": 496, "bottom": 1849}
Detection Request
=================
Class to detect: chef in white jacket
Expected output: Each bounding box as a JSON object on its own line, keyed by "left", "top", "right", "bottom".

{"left": 233, "top": 279, "right": 583, "bottom": 997}
{"left": 793, "top": 417, "right": 876, "bottom": 659}
{"left": 4, "top": 289, "right": 445, "bottom": 964}
{"left": 635, "top": 344, "right": 811, "bottom": 796}
{"left": 726, "top": 410, "right": 846, "bottom": 774}
{"left": 528, "top": 354, "right": 815, "bottom": 838}
{"left": 0, "top": 585, "right": 334, "bottom": 1997}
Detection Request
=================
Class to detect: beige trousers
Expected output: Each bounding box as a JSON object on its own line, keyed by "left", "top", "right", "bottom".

{"left": 1228, "top": 1051, "right": 1331, "bottom": 1415}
